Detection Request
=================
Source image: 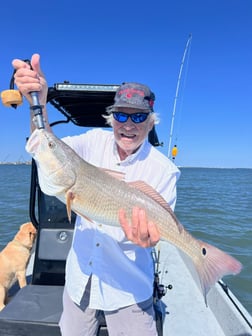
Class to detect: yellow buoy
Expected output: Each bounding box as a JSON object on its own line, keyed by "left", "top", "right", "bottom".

{"left": 171, "top": 145, "right": 178, "bottom": 159}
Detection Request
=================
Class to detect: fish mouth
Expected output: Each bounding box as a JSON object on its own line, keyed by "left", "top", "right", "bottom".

{"left": 25, "top": 129, "right": 42, "bottom": 156}
{"left": 26, "top": 138, "right": 37, "bottom": 156}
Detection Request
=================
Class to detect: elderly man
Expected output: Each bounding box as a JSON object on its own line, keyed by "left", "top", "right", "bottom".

{"left": 13, "top": 54, "right": 180, "bottom": 336}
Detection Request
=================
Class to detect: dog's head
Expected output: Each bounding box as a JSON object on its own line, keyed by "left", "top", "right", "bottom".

{"left": 14, "top": 222, "right": 37, "bottom": 249}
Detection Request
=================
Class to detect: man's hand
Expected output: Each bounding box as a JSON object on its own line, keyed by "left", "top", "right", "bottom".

{"left": 119, "top": 207, "right": 160, "bottom": 247}
{"left": 12, "top": 53, "right": 48, "bottom": 106}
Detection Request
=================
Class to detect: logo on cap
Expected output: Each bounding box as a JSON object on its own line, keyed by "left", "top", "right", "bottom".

{"left": 112, "top": 82, "right": 155, "bottom": 111}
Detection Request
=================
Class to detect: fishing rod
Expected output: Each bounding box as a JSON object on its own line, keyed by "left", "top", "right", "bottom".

{"left": 30, "top": 91, "right": 45, "bottom": 129}
{"left": 1, "top": 59, "right": 45, "bottom": 129}
{"left": 168, "top": 34, "right": 192, "bottom": 160}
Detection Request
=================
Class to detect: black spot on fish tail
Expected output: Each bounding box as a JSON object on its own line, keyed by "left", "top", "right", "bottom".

{"left": 202, "top": 247, "right": 207, "bottom": 256}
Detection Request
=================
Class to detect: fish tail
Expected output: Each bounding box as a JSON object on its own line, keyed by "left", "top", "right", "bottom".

{"left": 194, "top": 241, "right": 242, "bottom": 305}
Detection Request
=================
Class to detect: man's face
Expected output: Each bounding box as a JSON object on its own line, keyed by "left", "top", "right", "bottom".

{"left": 112, "top": 107, "right": 154, "bottom": 160}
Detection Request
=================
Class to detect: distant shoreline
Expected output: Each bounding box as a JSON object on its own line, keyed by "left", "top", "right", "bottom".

{"left": 0, "top": 162, "right": 31, "bottom": 165}
{"left": 0, "top": 162, "right": 251, "bottom": 169}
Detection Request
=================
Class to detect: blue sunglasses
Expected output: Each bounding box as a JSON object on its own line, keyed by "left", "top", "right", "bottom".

{"left": 112, "top": 111, "right": 150, "bottom": 124}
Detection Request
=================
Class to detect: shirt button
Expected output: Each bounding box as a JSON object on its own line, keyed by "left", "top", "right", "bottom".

{"left": 89, "top": 261, "right": 92, "bottom": 266}
{"left": 96, "top": 243, "right": 100, "bottom": 247}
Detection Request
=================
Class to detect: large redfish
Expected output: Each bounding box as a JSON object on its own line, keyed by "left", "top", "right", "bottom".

{"left": 26, "top": 128, "right": 242, "bottom": 303}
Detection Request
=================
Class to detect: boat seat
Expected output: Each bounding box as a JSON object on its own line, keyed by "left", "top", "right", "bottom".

{"left": 0, "top": 285, "right": 63, "bottom": 336}
{"left": 0, "top": 284, "right": 108, "bottom": 336}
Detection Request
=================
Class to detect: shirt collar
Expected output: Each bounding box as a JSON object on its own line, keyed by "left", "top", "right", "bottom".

{"left": 113, "top": 139, "right": 149, "bottom": 165}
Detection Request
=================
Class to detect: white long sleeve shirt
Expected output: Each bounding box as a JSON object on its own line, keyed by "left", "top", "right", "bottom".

{"left": 63, "top": 128, "right": 180, "bottom": 311}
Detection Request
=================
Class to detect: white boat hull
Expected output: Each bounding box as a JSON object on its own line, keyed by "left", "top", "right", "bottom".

{"left": 156, "top": 241, "right": 252, "bottom": 335}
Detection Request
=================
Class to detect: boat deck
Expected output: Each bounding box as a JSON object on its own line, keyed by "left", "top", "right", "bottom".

{"left": 157, "top": 241, "right": 252, "bottom": 335}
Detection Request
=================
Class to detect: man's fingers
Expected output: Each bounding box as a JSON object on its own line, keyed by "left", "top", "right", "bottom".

{"left": 119, "top": 208, "right": 133, "bottom": 241}
{"left": 119, "top": 207, "right": 160, "bottom": 247}
{"left": 31, "top": 53, "right": 45, "bottom": 78}
{"left": 148, "top": 221, "right": 160, "bottom": 246}
{"left": 12, "top": 58, "right": 30, "bottom": 70}
{"left": 131, "top": 207, "right": 140, "bottom": 238}
{"left": 138, "top": 208, "right": 149, "bottom": 242}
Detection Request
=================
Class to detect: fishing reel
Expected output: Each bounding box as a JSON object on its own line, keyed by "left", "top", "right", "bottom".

{"left": 153, "top": 271, "right": 173, "bottom": 301}
{"left": 152, "top": 248, "right": 173, "bottom": 302}
{"left": 1, "top": 59, "right": 45, "bottom": 129}
{"left": 1, "top": 64, "right": 23, "bottom": 108}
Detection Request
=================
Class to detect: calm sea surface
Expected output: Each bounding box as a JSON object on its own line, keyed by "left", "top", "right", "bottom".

{"left": 0, "top": 165, "right": 251, "bottom": 315}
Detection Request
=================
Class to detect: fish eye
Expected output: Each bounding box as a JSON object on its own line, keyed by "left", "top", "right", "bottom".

{"left": 48, "top": 141, "right": 55, "bottom": 149}
{"left": 202, "top": 247, "right": 207, "bottom": 256}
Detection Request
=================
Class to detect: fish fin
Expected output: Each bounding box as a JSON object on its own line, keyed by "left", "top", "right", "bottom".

{"left": 128, "top": 180, "right": 184, "bottom": 233}
{"left": 66, "top": 191, "right": 94, "bottom": 224}
{"left": 128, "top": 181, "right": 170, "bottom": 209}
{"left": 101, "top": 168, "right": 125, "bottom": 181}
{"left": 194, "top": 241, "right": 242, "bottom": 305}
{"left": 75, "top": 210, "right": 94, "bottom": 224}
{"left": 83, "top": 215, "right": 94, "bottom": 223}
{"left": 66, "top": 191, "right": 75, "bottom": 222}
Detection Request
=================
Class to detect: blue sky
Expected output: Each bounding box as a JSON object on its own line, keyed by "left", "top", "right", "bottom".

{"left": 0, "top": 0, "right": 251, "bottom": 168}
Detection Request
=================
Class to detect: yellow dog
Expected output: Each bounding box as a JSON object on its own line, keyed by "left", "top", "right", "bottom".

{"left": 0, "top": 222, "right": 37, "bottom": 311}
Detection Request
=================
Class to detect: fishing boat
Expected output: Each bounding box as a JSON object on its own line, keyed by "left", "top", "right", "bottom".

{"left": 0, "top": 82, "right": 251, "bottom": 336}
